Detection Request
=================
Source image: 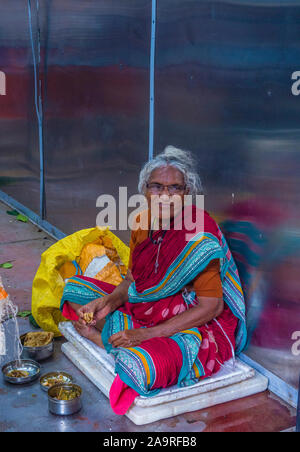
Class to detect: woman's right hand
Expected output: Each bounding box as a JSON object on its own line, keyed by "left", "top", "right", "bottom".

{"left": 77, "top": 295, "right": 115, "bottom": 326}
{"left": 77, "top": 273, "right": 132, "bottom": 326}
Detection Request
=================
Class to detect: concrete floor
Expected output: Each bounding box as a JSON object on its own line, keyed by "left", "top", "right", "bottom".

{"left": 0, "top": 201, "right": 55, "bottom": 312}
{"left": 0, "top": 200, "right": 297, "bottom": 432}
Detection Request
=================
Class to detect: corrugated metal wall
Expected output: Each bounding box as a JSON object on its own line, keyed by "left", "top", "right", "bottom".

{"left": 0, "top": 1, "right": 41, "bottom": 214}
{"left": 1, "top": 0, "right": 300, "bottom": 390}
{"left": 153, "top": 0, "right": 300, "bottom": 390}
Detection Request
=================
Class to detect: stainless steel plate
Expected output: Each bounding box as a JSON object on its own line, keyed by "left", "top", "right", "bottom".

{"left": 40, "top": 371, "right": 74, "bottom": 392}
{"left": 2, "top": 359, "right": 41, "bottom": 384}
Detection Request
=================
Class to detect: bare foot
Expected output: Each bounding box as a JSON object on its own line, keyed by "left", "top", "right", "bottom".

{"left": 72, "top": 321, "right": 104, "bottom": 348}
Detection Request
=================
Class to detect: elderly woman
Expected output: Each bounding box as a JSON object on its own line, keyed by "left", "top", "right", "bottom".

{"left": 60, "top": 146, "right": 247, "bottom": 414}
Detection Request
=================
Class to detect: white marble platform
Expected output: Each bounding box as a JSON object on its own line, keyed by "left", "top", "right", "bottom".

{"left": 59, "top": 321, "right": 268, "bottom": 425}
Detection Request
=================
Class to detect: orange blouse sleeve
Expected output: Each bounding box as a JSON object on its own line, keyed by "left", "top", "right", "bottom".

{"left": 192, "top": 259, "right": 223, "bottom": 298}
{"left": 128, "top": 210, "right": 150, "bottom": 270}
{"left": 128, "top": 228, "right": 149, "bottom": 270}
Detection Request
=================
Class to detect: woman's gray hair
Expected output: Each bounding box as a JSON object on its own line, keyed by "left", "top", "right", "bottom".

{"left": 138, "top": 145, "right": 203, "bottom": 196}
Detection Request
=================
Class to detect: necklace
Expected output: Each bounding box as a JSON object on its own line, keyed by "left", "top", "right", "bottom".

{"left": 149, "top": 219, "right": 167, "bottom": 274}
{"left": 149, "top": 227, "right": 167, "bottom": 245}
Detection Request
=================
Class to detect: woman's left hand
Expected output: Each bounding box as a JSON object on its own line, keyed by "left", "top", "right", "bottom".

{"left": 108, "top": 328, "right": 153, "bottom": 348}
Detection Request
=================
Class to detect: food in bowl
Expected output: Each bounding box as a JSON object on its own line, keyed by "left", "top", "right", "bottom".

{"left": 6, "top": 369, "right": 30, "bottom": 378}
{"left": 23, "top": 331, "right": 54, "bottom": 347}
{"left": 40, "top": 373, "right": 72, "bottom": 388}
{"left": 54, "top": 386, "right": 81, "bottom": 401}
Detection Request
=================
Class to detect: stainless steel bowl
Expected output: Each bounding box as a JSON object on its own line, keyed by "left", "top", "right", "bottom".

{"left": 48, "top": 383, "right": 82, "bottom": 416}
{"left": 40, "top": 371, "right": 74, "bottom": 392}
{"left": 20, "top": 333, "right": 54, "bottom": 361}
{"left": 2, "top": 359, "right": 41, "bottom": 384}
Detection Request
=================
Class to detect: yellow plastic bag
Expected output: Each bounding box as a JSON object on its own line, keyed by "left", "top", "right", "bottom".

{"left": 31, "top": 227, "right": 130, "bottom": 337}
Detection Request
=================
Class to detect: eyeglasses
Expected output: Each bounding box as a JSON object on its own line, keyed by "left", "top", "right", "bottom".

{"left": 146, "top": 183, "right": 186, "bottom": 195}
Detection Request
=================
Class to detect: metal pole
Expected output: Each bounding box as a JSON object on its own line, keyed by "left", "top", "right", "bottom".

{"left": 27, "top": 0, "right": 46, "bottom": 220}
{"left": 148, "top": 0, "right": 157, "bottom": 161}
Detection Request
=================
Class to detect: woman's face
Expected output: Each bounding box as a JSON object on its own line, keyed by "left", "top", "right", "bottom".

{"left": 145, "top": 165, "right": 188, "bottom": 223}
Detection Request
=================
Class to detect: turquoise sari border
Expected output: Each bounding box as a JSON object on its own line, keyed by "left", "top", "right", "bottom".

{"left": 101, "top": 312, "right": 114, "bottom": 353}
{"left": 60, "top": 275, "right": 108, "bottom": 311}
{"left": 128, "top": 233, "right": 224, "bottom": 303}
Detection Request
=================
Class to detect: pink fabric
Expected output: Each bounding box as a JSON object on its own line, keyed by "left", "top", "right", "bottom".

{"left": 62, "top": 301, "right": 79, "bottom": 321}
{"left": 110, "top": 336, "right": 183, "bottom": 414}
{"left": 109, "top": 307, "right": 237, "bottom": 414}
{"left": 198, "top": 304, "right": 238, "bottom": 378}
{"left": 109, "top": 376, "right": 139, "bottom": 415}
{"left": 120, "top": 293, "right": 188, "bottom": 329}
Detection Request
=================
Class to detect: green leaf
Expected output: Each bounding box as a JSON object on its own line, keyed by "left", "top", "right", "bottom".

{"left": 16, "top": 214, "right": 28, "bottom": 223}
{"left": 6, "top": 209, "right": 19, "bottom": 216}
{"left": 17, "top": 311, "right": 31, "bottom": 318}
{"left": 0, "top": 262, "right": 13, "bottom": 269}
